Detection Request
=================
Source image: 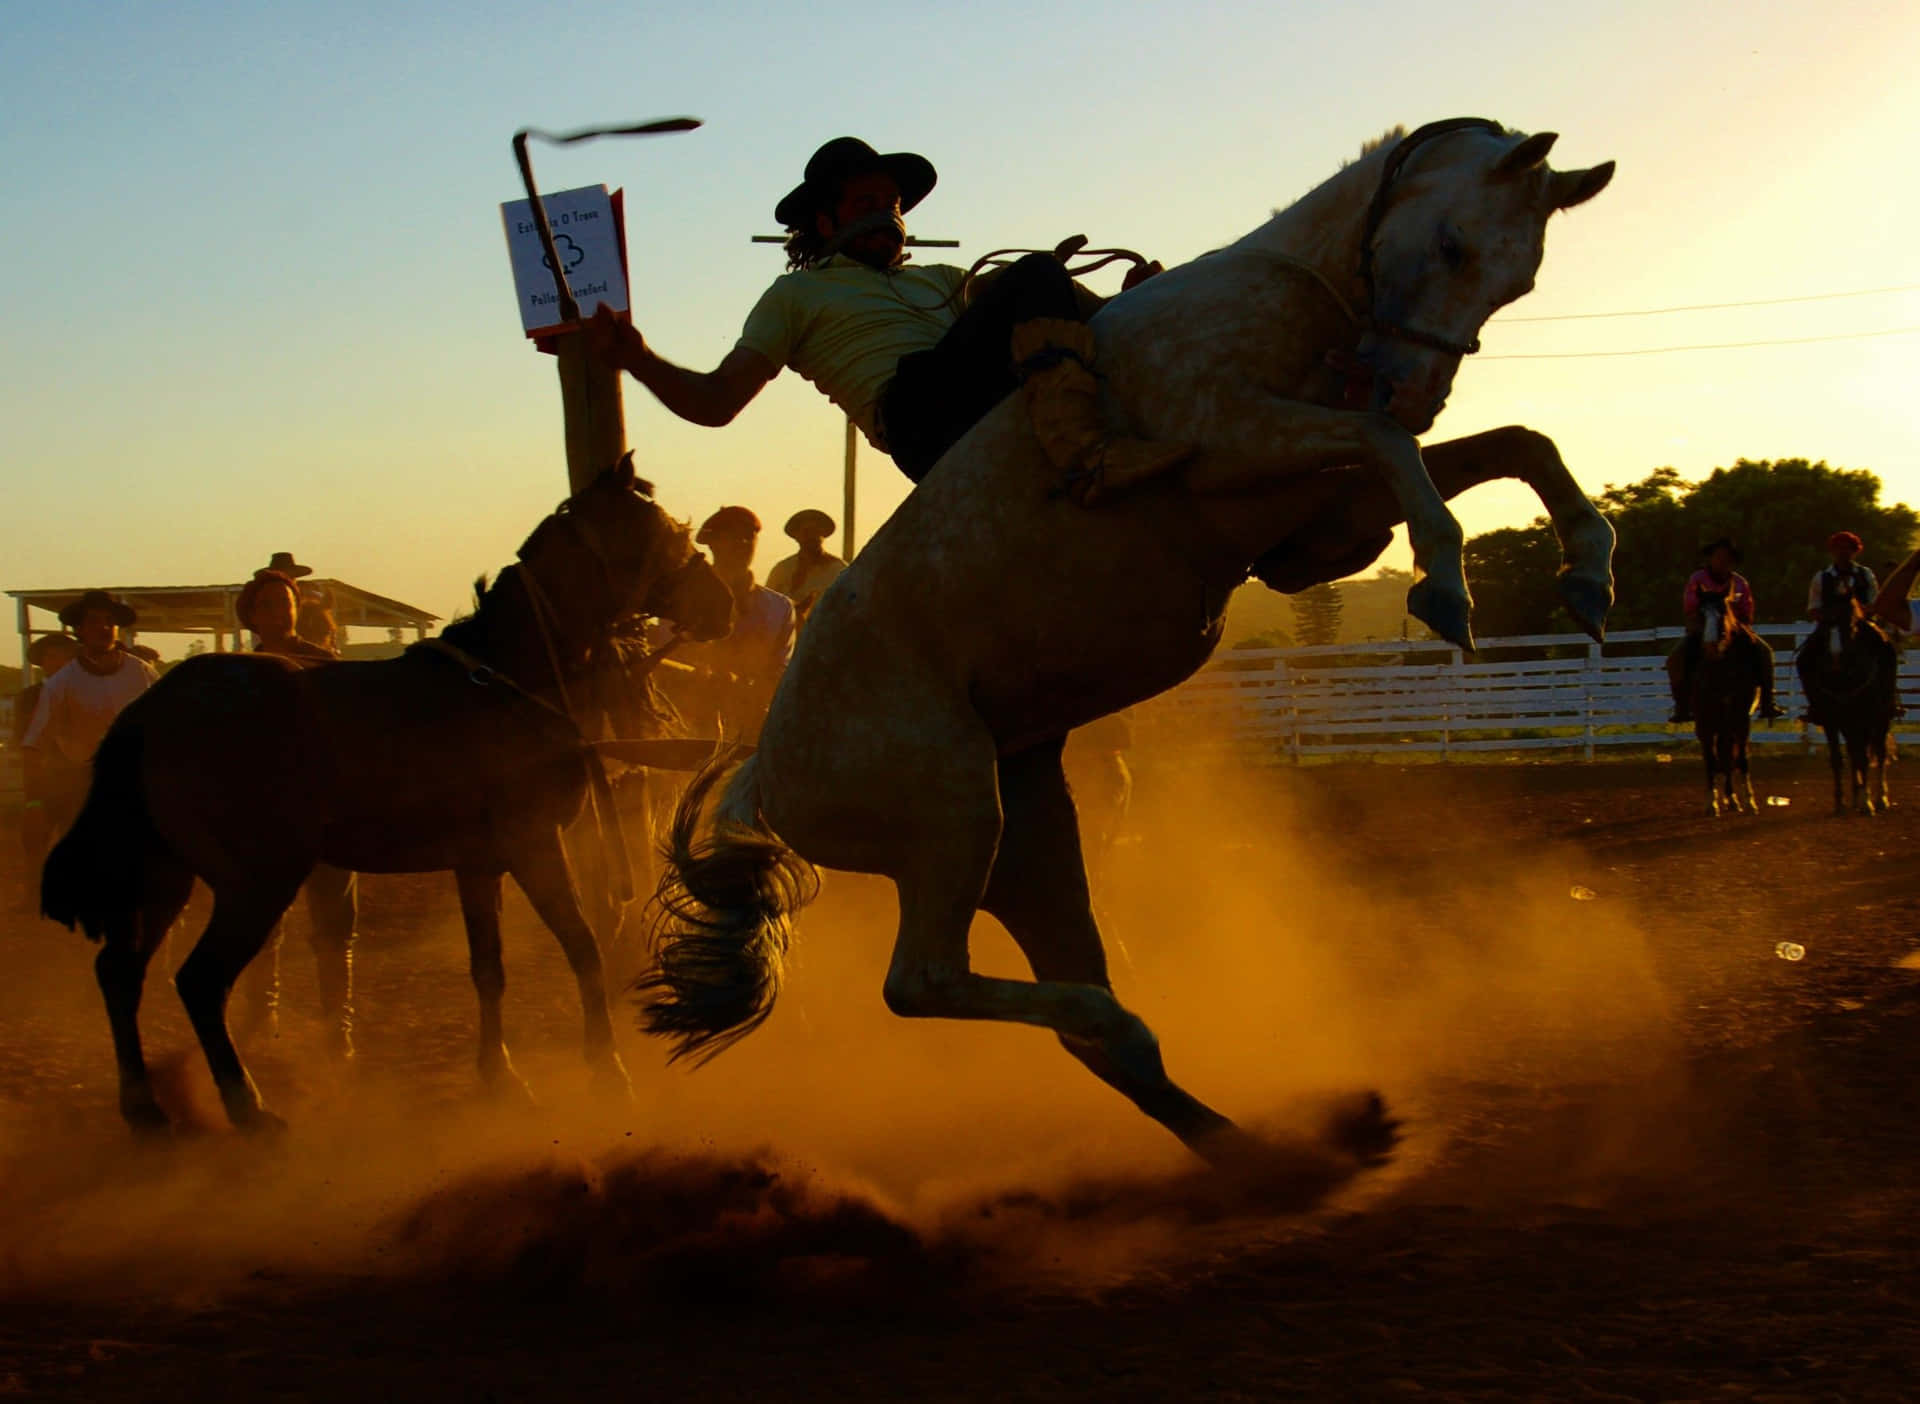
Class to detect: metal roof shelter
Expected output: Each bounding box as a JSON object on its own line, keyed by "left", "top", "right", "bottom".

{"left": 9, "top": 580, "right": 439, "bottom": 669}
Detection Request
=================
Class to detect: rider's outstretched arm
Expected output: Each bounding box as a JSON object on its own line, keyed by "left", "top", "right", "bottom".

{"left": 588, "top": 306, "right": 775, "bottom": 427}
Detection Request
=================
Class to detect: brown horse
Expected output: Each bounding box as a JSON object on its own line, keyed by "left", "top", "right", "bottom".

{"left": 42, "top": 458, "right": 734, "bottom": 1135}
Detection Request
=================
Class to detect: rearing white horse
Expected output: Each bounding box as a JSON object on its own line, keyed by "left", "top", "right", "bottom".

{"left": 637, "top": 120, "right": 1618, "bottom": 1169}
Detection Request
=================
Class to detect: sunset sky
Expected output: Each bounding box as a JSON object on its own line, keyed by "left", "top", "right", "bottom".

{"left": 3, "top": 0, "right": 1915, "bottom": 648}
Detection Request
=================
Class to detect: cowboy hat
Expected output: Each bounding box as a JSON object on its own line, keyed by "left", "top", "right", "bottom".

{"left": 263, "top": 550, "right": 313, "bottom": 578}
{"left": 26, "top": 633, "right": 78, "bottom": 668}
{"left": 57, "top": 589, "right": 136, "bottom": 629}
{"left": 1699, "top": 536, "right": 1742, "bottom": 562}
{"left": 774, "top": 137, "right": 937, "bottom": 229}
{"left": 784, "top": 509, "right": 836, "bottom": 541}
{"left": 696, "top": 506, "right": 762, "bottom": 545}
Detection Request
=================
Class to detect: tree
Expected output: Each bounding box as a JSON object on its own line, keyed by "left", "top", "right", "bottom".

{"left": 1290, "top": 581, "right": 1344, "bottom": 646}
{"left": 1461, "top": 459, "right": 1919, "bottom": 636}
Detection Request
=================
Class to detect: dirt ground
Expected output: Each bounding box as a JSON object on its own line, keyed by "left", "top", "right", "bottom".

{"left": 0, "top": 752, "right": 1916, "bottom": 1402}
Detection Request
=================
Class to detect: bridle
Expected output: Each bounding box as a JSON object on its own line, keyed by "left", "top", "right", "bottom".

{"left": 1353, "top": 116, "right": 1506, "bottom": 359}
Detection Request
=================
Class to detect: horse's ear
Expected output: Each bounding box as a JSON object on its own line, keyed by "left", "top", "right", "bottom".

{"left": 605, "top": 451, "right": 636, "bottom": 492}
{"left": 1548, "top": 161, "right": 1615, "bottom": 209}
{"left": 1494, "top": 131, "right": 1557, "bottom": 177}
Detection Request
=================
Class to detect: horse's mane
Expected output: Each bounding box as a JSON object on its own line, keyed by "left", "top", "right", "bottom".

{"left": 1349, "top": 126, "right": 1406, "bottom": 165}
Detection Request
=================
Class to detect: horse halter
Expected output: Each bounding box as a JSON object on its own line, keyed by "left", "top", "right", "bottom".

{"left": 1353, "top": 116, "right": 1506, "bottom": 359}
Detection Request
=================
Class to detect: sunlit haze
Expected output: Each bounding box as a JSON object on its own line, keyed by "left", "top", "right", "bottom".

{"left": 3, "top": 0, "right": 1915, "bottom": 640}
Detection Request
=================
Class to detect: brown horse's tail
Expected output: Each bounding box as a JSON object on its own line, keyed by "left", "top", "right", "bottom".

{"left": 41, "top": 722, "right": 150, "bottom": 941}
{"left": 634, "top": 750, "right": 818, "bottom": 1064}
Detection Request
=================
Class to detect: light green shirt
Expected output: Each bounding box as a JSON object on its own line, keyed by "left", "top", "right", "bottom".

{"left": 737, "top": 256, "right": 967, "bottom": 443}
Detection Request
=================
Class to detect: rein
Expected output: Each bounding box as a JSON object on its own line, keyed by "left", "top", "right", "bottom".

{"left": 1250, "top": 117, "right": 1506, "bottom": 407}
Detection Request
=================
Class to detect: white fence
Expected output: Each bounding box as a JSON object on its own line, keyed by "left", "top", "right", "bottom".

{"left": 1137, "top": 624, "right": 1920, "bottom": 760}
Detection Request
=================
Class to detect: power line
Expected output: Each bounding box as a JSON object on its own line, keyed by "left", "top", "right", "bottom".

{"left": 1479, "top": 325, "right": 1920, "bottom": 360}
{"left": 1496, "top": 283, "right": 1920, "bottom": 323}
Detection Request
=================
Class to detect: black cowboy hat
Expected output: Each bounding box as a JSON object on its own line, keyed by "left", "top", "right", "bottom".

{"left": 784, "top": 509, "right": 836, "bottom": 541}
{"left": 1699, "top": 536, "right": 1743, "bottom": 562}
{"left": 57, "top": 589, "right": 136, "bottom": 630}
{"left": 263, "top": 550, "right": 313, "bottom": 578}
{"left": 774, "top": 137, "right": 937, "bottom": 229}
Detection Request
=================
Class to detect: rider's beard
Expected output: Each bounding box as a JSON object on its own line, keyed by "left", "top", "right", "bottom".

{"left": 827, "top": 210, "right": 907, "bottom": 269}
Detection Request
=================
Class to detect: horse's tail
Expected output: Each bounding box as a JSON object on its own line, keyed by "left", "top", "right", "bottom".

{"left": 40, "top": 721, "right": 150, "bottom": 942}
{"left": 634, "top": 749, "right": 819, "bottom": 1064}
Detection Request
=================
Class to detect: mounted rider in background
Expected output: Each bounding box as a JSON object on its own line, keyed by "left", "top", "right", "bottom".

{"left": 1796, "top": 531, "right": 1881, "bottom": 726}
{"left": 1667, "top": 537, "right": 1779, "bottom": 724}
{"left": 589, "top": 136, "right": 1192, "bottom": 502}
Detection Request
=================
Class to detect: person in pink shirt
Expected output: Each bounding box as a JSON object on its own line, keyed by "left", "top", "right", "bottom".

{"left": 1667, "top": 537, "right": 1780, "bottom": 724}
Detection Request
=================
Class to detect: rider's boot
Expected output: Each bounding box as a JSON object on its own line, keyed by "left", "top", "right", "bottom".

{"left": 1665, "top": 647, "right": 1693, "bottom": 724}
{"left": 1012, "top": 319, "right": 1195, "bottom": 507}
{"left": 1756, "top": 663, "right": 1783, "bottom": 721}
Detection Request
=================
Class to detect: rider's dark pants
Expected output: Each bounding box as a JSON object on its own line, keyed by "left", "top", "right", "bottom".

{"left": 879, "top": 253, "right": 1081, "bottom": 483}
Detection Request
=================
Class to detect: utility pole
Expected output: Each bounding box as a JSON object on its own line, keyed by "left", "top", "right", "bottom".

{"left": 750, "top": 234, "right": 959, "bottom": 561}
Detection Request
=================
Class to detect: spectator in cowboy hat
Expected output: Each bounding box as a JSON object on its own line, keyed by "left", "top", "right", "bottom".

{"left": 587, "top": 135, "right": 1189, "bottom": 502}
{"left": 12, "top": 633, "right": 81, "bottom": 882}
{"left": 19, "top": 591, "right": 157, "bottom": 841}
{"left": 231, "top": 565, "right": 357, "bottom": 1051}
{"left": 766, "top": 508, "right": 847, "bottom": 622}
{"left": 674, "top": 507, "right": 795, "bottom": 743}
{"left": 237, "top": 569, "right": 333, "bottom": 663}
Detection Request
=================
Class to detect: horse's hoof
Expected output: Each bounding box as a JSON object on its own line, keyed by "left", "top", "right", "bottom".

{"left": 1406, "top": 580, "right": 1475, "bottom": 653}
{"left": 1556, "top": 570, "right": 1612, "bottom": 643}
{"left": 234, "top": 1107, "right": 289, "bottom": 1137}
{"left": 591, "top": 1053, "right": 635, "bottom": 1104}
{"left": 1323, "top": 1090, "right": 1401, "bottom": 1166}
{"left": 122, "top": 1102, "right": 172, "bottom": 1139}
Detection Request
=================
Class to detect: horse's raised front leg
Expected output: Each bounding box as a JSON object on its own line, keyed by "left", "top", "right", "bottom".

{"left": 454, "top": 865, "right": 533, "bottom": 1103}
{"left": 1419, "top": 427, "right": 1616, "bottom": 641}
{"left": 1185, "top": 401, "right": 1473, "bottom": 649}
{"left": 505, "top": 830, "right": 631, "bottom": 1100}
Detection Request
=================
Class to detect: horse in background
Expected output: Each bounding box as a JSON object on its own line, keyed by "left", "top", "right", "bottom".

{"left": 42, "top": 457, "right": 734, "bottom": 1136}
{"left": 1805, "top": 598, "right": 1898, "bottom": 815}
{"left": 1691, "top": 589, "right": 1763, "bottom": 816}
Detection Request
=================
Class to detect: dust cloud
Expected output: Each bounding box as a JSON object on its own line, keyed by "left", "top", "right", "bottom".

{"left": 0, "top": 750, "right": 1687, "bottom": 1306}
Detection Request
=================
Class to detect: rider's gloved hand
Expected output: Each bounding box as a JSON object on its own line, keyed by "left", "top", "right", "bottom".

{"left": 1122, "top": 259, "right": 1165, "bottom": 291}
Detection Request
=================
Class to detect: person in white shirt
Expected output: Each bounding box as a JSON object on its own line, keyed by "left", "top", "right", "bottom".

{"left": 765, "top": 509, "right": 847, "bottom": 624}
{"left": 20, "top": 590, "right": 157, "bottom": 839}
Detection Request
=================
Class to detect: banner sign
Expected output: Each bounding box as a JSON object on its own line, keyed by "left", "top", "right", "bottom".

{"left": 500, "top": 184, "right": 629, "bottom": 336}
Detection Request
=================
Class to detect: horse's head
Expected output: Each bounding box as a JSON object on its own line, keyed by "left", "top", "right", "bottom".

{"left": 644, "top": 549, "right": 735, "bottom": 644}
{"left": 518, "top": 453, "right": 714, "bottom": 642}
{"left": 1356, "top": 123, "right": 1614, "bottom": 433}
{"left": 1696, "top": 588, "right": 1733, "bottom": 657}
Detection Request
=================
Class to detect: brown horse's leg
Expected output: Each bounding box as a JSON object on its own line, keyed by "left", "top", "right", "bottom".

{"left": 97, "top": 856, "right": 195, "bottom": 1134}
{"left": 304, "top": 864, "right": 357, "bottom": 1060}
{"left": 174, "top": 878, "right": 305, "bottom": 1133}
{"left": 977, "top": 741, "right": 1247, "bottom": 1158}
{"left": 454, "top": 865, "right": 533, "bottom": 1102}
{"left": 504, "top": 833, "right": 631, "bottom": 1098}
{"left": 1827, "top": 728, "right": 1847, "bottom": 814}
